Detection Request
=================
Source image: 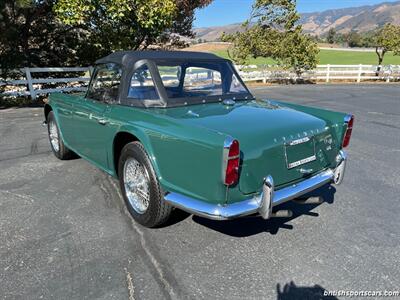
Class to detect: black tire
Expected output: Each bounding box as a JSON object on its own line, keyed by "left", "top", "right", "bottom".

{"left": 47, "top": 111, "right": 74, "bottom": 160}
{"left": 118, "top": 142, "right": 172, "bottom": 227}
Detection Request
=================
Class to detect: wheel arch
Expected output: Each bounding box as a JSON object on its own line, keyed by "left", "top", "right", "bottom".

{"left": 43, "top": 103, "right": 67, "bottom": 143}
{"left": 44, "top": 103, "right": 53, "bottom": 121}
{"left": 112, "top": 130, "right": 160, "bottom": 179}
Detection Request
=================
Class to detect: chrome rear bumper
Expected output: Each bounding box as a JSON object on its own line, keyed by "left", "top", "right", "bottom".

{"left": 164, "top": 150, "right": 347, "bottom": 220}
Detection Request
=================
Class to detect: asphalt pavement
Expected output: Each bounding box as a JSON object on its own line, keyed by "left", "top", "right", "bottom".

{"left": 0, "top": 84, "right": 399, "bottom": 299}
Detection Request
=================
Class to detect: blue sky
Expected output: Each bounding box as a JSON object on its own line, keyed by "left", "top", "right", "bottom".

{"left": 194, "top": 0, "right": 399, "bottom": 27}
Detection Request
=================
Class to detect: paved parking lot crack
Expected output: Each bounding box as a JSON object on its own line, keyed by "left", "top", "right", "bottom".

{"left": 108, "top": 178, "right": 182, "bottom": 300}
{"left": 124, "top": 267, "right": 136, "bottom": 300}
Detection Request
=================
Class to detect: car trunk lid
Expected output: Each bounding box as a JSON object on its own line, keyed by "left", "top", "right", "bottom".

{"left": 154, "top": 100, "right": 339, "bottom": 193}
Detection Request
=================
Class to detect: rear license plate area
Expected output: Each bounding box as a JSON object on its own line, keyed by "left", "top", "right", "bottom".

{"left": 285, "top": 136, "right": 316, "bottom": 169}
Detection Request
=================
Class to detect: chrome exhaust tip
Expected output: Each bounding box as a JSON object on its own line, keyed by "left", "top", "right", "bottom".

{"left": 294, "top": 196, "right": 324, "bottom": 205}
{"left": 271, "top": 210, "right": 293, "bottom": 218}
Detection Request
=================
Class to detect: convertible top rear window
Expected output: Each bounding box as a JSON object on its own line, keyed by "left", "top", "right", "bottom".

{"left": 155, "top": 60, "right": 250, "bottom": 103}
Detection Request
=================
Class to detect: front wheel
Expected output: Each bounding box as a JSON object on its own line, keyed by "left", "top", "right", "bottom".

{"left": 118, "top": 142, "right": 172, "bottom": 227}
{"left": 47, "top": 111, "right": 75, "bottom": 160}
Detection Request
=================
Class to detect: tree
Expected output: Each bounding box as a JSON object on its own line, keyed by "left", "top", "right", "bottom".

{"left": 346, "top": 31, "right": 362, "bottom": 47}
{"left": 0, "top": 0, "right": 85, "bottom": 76}
{"left": 374, "top": 23, "right": 400, "bottom": 66}
{"left": 280, "top": 26, "right": 319, "bottom": 77}
{"left": 54, "top": 0, "right": 212, "bottom": 52}
{"left": 55, "top": 0, "right": 176, "bottom": 51}
{"left": 327, "top": 28, "right": 336, "bottom": 44}
{"left": 222, "top": 26, "right": 281, "bottom": 65}
{"left": 332, "top": 32, "right": 346, "bottom": 45}
{"left": 0, "top": 0, "right": 212, "bottom": 77}
{"left": 166, "top": 0, "right": 212, "bottom": 47}
{"left": 222, "top": 0, "right": 318, "bottom": 76}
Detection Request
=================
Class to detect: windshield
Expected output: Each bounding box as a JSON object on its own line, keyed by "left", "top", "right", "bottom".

{"left": 156, "top": 60, "right": 251, "bottom": 101}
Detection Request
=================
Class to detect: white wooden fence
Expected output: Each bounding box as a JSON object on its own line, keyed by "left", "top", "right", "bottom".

{"left": 318, "top": 64, "right": 400, "bottom": 82}
{"left": 1, "top": 64, "right": 399, "bottom": 100}
{"left": 238, "top": 64, "right": 400, "bottom": 83}
{"left": 0, "top": 67, "right": 91, "bottom": 100}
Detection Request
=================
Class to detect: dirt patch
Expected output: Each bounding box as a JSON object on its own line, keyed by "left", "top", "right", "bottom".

{"left": 317, "top": 43, "right": 343, "bottom": 48}
{"left": 186, "top": 42, "right": 231, "bottom": 52}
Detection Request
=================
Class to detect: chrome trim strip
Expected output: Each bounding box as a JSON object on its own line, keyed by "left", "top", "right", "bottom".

{"left": 164, "top": 165, "right": 342, "bottom": 220}
{"left": 344, "top": 114, "right": 353, "bottom": 123}
{"left": 221, "top": 136, "right": 235, "bottom": 185}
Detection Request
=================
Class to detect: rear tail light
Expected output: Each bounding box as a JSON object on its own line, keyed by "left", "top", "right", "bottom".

{"left": 223, "top": 138, "right": 240, "bottom": 186}
{"left": 342, "top": 115, "right": 354, "bottom": 148}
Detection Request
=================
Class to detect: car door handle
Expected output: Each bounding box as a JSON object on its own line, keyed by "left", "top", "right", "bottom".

{"left": 98, "top": 119, "right": 108, "bottom": 125}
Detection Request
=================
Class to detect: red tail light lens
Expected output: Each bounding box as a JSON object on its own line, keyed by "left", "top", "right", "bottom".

{"left": 228, "top": 139, "right": 239, "bottom": 157}
{"left": 224, "top": 139, "right": 240, "bottom": 186}
{"left": 225, "top": 158, "right": 239, "bottom": 185}
{"left": 342, "top": 115, "right": 354, "bottom": 148}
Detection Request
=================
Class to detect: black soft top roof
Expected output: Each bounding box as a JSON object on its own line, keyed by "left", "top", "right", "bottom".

{"left": 96, "top": 50, "right": 227, "bottom": 66}
{"left": 92, "top": 50, "right": 251, "bottom": 108}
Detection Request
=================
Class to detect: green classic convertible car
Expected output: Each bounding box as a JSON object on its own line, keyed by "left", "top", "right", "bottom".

{"left": 44, "top": 51, "right": 354, "bottom": 227}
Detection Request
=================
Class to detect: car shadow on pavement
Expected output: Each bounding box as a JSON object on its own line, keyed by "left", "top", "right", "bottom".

{"left": 192, "top": 184, "right": 336, "bottom": 237}
{"left": 164, "top": 208, "right": 191, "bottom": 226}
{"left": 276, "top": 281, "right": 338, "bottom": 299}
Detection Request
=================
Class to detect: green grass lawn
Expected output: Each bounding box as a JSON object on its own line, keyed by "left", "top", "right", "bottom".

{"left": 318, "top": 50, "right": 400, "bottom": 65}
{"left": 212, "top": 49, "right": 400, "bottom": 66}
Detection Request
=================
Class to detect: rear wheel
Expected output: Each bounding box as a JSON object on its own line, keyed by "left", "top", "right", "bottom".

{"left": 47, "top": 111, "right": 74, "bottom": 160}
{"left": 118, "top": 142, "right": 172, "bottom": 227}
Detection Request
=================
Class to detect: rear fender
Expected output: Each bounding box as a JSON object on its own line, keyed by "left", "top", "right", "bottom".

{"left": 114, "top": 121, "right": 228, "bottom": 204}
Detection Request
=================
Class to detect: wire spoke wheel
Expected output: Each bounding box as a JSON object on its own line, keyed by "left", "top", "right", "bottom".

{"left": 49, "top": 121, "right": 59, "bottom": 152}
{"left": 118, "top": 142, "right": 172, "bottom": 227}
{"left": 123, "top": 158, "right": 150, "bottom": 214}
